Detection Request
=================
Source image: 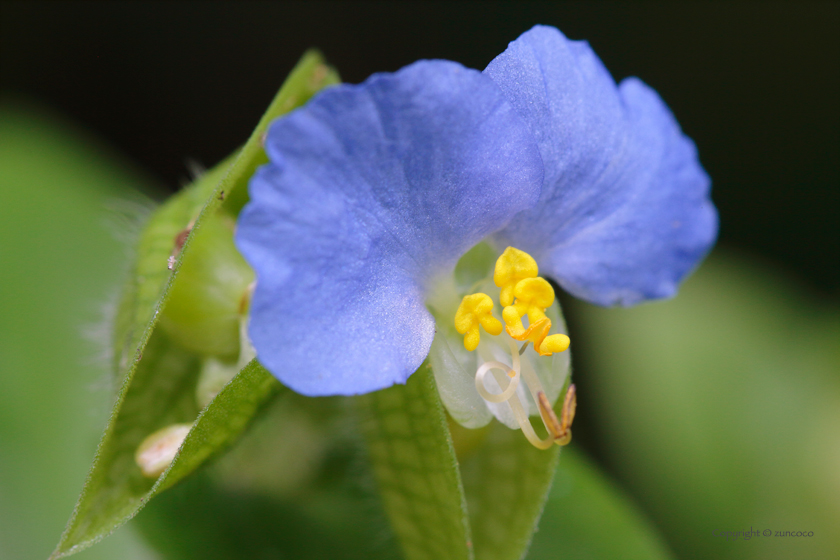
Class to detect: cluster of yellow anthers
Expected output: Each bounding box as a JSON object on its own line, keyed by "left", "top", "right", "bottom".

{"left": 455, "top": 247, "right": 570, "bottom": 355}
{"left": 454, "top": 247, "right": 575, "bottom": 449}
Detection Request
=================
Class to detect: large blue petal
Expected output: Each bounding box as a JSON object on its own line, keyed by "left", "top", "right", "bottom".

{"left": 235, "top": 60, "right": 543, "bottom": 396}
{"left": 485, "top": 26, "right": 718, "bottom": 306}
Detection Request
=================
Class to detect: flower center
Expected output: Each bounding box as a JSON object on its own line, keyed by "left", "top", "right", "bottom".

{"left": 454, "top": 246, "right": 575, "bottom": 449}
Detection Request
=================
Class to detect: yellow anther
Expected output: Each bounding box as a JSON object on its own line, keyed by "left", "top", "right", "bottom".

{"left": 502, "top": 305, "right": 524, "bottom": 332}
{"left": 494, "top": 247, "right": 538, "bottom": 307}
{"left": 503, "top": 316, "right": 565, "bottom": 356}
{"left": 539, "top": 333, "right": 570, "bottom": 356}
{"left": 512, "top": 277, "right": 555, "bottom": 321}
{"left": 502, "top": 276, "right": 556, "bottom": 332}
{"left": 455, "top": 293, "right": 503, "bottom": 351}
{"left": 502, "top": 277, "right": 568, "bottom": 356}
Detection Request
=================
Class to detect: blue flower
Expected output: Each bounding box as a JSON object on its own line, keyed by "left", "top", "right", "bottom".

{"left": 486, "top": 26, "right": 718, "bottom": 306}
{"left": 236, "top": 59, "right": 543, "bottom": 397}
{"left": 234, "top": 26, "right": 717, "bottom": 406}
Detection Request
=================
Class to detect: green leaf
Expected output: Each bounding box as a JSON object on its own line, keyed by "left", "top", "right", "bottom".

{"left": 357, "top": 366, "right": 473, "bottom": 560}
{"left": 51, "top": 51, "right": 339, "bottom": 558}
{"left": 113, "top": 154, "right": 235, "bottom": 376}
{"left": 115, "top": 48, "right": 339, "bottom": 376}
{"left": 220, "top": 50, "right": 340, "bottom": 217}
{"left": 155, "top": 359, "right": 281, "bottom": 493}
{"left": 457, "top": 415, "right": 560, "bottom": 560}
{"left": 527, "top": 445, "right": 674, "bottom": 560}
{"left": 51, "top": 342, "right": 279, "bottom": 559}
{"left": 361, "top": 367, "right": 570, "bottom": 560}
{"left": 51, "top": 331, "right": 201, "bottom": 557}
{"left": 132, "top": 393, "right": 403, "bottom": 560}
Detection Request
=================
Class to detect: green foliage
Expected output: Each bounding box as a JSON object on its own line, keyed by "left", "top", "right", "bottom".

{"left": 3, "top": 47, "right": 692, "bottom": 560}
{"left": 113, "top": 154, "right": 233, "bottom": 377}
{"left": 0, "top": 102, "right": 158, "bottom": 560}
{"left": 52, "top": 332, "right": 201, "bottom": 556}
{"left": 132, "top": 392, "right": 402, "bottom": 559}
{"left": 572, "top": 252, "right": 840, "bottom": 560}
{"left": 357, "top": 366, "right": 473, "bottom": 560}
{"left": 359, "top": 365, "right": 575, "bottom": 560}
{"left": 49, "top": 51, "right": 339, "bottom": 558}
{"left": 459, "top": 419, "right": 559, "bottom": 560}
{"left": 156, "top": 359, "right": 281, "bottom": 495}
{"left": 528, "top": 446, "right": 674, "bottom": 560}
{"left": 157, "top": 213, "right": 254, "bottom": 359}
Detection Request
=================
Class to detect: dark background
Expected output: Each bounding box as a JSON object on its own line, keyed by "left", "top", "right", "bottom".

{"left": 2, "top": 1, "right": 838, "bottom": 296}
{"left": 2, "top": 0, "right": 838, "bottom": 525}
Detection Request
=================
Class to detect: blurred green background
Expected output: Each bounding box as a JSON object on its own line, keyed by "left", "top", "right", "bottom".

{"left": 1, "top": 2, "right": 837, "bottom": 559}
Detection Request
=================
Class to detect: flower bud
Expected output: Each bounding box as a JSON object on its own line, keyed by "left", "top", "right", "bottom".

{"left": 134, "top": 423, "right": 193, "bottom": 478}
{"left": 159, "top": 214, "right": 254, "bottom": 360}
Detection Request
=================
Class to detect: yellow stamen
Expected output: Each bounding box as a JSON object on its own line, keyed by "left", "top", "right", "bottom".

{"left": 539, "top": 333, "right": 570, "bottom": 356}
{"left": 493, "top": 246, "right": 538, "bottom": 307}
{"left": 454, "top": 293, "right": 503, "bottom": 351}
{"left": 505, "top": 314, "right": 551, "bottom": 350}
{"left": 504, "top": 277, "right": 555, "bottom": 325}
{"left": 501, "top": 276, "right": 568, "bottom": 355}
{"left": 461, "top": 246, "right": 575, "bottom": 450}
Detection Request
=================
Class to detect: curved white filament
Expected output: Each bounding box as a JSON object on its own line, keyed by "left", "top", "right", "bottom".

{"left": 506, "top": 391, "right": 554, "bottom": 450}
{"left": 475, "top": 360, "right": 520, "bottom": 403}
{"left": 473, "top": 338, "right": 561, "bottom": 449}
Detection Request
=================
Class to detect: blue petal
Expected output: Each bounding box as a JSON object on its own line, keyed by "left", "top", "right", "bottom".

{"left": 485, "top": 26, "right": 718, "bottom": 306}
{"left": 235, "top": 60, "right": 543, "bottom": 396}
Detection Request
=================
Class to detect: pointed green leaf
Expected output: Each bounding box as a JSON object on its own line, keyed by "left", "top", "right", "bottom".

{"left": 358, "top": 366, "right": 473, "bottom": 560}
{"left": 115, "top": 48, "right": 339, "bottom": 375}
{"left": 113, "top": 155, "right": 236, "bottom": 376}
{"left": 51, "top": 342, "right": 280, "bottom": 558}
{"left": 458, "top": 418, "right": 560, "bottom": 560}
{"left": 155, "top": 359, "right": 282, "bottom": 494}
{"left": 220, "top": 50, "right": 340, "bottom": 217}
{"left": 51, "top": 331, "right": 200, "bottom": 558}
{"left": 51, "top": 51, "right": 339, "bottom": 558}
{"left": 132, "top": 393, "right": 403, "bottom": 560}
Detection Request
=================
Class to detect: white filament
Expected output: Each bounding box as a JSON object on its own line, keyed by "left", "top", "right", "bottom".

{"left": 474, "top": 338, "right": 559, "bottom": 449}
{"left": 475, "top": 360, "right": 520, "bottom": 403}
